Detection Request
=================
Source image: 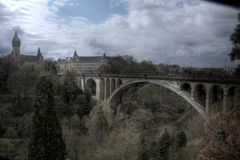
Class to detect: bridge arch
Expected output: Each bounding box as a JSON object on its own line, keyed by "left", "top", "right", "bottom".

{"left": 180, "top": 83, "right": 191, "bottom": 95}
{"left": 117, "top": 79, "right": 122, "bottom": 88}
{"left": 209, "top": 85, "right": 224, "bottom": 112}
{"left": 193, "top": 84, "right": 206, "bottom": 107}
{"left": 226, "top": 86, "right": 240, "bottom": 111}
{"left": 209, "top": 85, "right": 223, "bottom": 101}
{"left": 85, "top": 78, "right": 96, "bottom": 96}
{"left": 107, "top": 80, "right": 207, "bottom": 120}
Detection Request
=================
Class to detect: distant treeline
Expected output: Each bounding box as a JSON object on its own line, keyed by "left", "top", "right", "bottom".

{"left": 98, "top": 55, "right": 159, "bottom": 74}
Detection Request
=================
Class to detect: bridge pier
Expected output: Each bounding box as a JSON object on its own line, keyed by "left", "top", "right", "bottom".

{"left": 115, "top": 79, "right": 118, "bottom": 89}
{"left": 205, "top": 94, "right": 209, "bottom": 115}
{"left": 205, "top": 85, "right": 211, "bottom": 115}
{"left": 79, "top": 77, "right": 85, "bottom": 90}
{"left": 223, "top": 87, "right": 228, "bottom": 113}
{"left": 190, "top": 83, "right": 195, "bottom": 100}
{"left": 104, "top": 78, "right": 107, "bottom": 100}
{"left": 109, "top": 79, "right": 112, "bottom": 95}
{"left": 96, "top": 79, "right": 101, "bottom": 100}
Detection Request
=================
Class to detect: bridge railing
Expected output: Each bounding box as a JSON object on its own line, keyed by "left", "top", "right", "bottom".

{"left": 77, "top": 73, "right": 240, "bottom": 85}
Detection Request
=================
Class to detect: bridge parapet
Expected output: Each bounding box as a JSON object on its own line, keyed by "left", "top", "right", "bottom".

{"left": 78, "top": 73, "right": 240, "bottom": 85}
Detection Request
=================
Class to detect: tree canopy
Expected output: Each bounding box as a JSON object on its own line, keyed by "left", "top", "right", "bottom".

{"left": 98, "top": 55, "right": 159, "bottom": 74}
{"left": 95, "top": 106, "right": 108, "bottom": 143}
{"left": 28, "top": 75, "right": 66, "bottom": 160}
{"left": 230, "top": 13, "right": 240, "bottom": 61}
{"left": 197, "top": 108, "right": 240, "bottom": 160}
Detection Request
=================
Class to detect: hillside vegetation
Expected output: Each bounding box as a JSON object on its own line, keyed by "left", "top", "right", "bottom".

{"left": 62, "top": 84, "right": 205, "bottom": 160}
{"left": 2, "top": 58, "right": 238, "bottom": 160}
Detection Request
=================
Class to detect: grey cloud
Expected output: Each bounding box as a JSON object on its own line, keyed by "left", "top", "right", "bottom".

{"left": 0, "top": 46, "right": 10, "bottom": 55}
{"left": 12, "top": 26, "right": 25, "bottom": 35}
{"left": 0, "top": 3, "right": 23, "bottom": 54}
{"left": 93, "top": 0, "right": 239, "bottom": 67}
{"left": 87, "top": 38, "right": 109, "bottom": 50}
{"left": 0, "top": 25, "right": 27, "bottom": 54}
{"left": 0, "top": 3, "right": 13, "bottom": 22}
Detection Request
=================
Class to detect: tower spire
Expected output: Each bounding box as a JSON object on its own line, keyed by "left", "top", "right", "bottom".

{"left": 37, "top": 47, "right": 44, "bottom": 62}
{"left": 37, "top": 47, "right": 42, "bottom": 56}
{"left": 13, "top": 30, "right": 20, "bottom": 42}
{"left": 38, "top": 47, "right": 41, "bottom": 54}
{"left": 73, "top": 50, "right": 79, "bottom": 60}
{"left": 11, "top": 30, "right": 21, "bottom": 63}
{"left": 74, "top": 50, "right": 78, "bottom": 56}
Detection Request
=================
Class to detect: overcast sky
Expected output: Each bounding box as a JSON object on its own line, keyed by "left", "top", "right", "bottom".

{"left": 0, "top": 0, "right": 239, "bottom": 67}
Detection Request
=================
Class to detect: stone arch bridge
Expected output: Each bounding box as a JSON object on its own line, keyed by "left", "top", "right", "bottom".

{"left": 78, "top": 74, "right": 240, "bottom": 120}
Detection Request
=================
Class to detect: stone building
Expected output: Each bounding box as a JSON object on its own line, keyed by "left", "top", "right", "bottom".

{"left": 8, "top": 31, "right": 112, "bottom": 74}
{"left": 57, "top": 51, "right": 109, "bottom": 75}
{"left": 10, "top": 31, "right": 44, "bottom": 63}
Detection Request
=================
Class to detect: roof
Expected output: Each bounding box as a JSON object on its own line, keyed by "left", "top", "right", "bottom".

{"left": 58, "top": 53, "right": 115, "bottom": 63}
{"left": 21, "top": 55, "right": 39, "bottom": 61}
{"left": 20, "top": 47, "right": 43, "bottom": 61}
{"left": 75, "top": 56, "right": 103, "bottom": 62}
{"left": 72, "top": 55, "right": 112, "bottom": 62}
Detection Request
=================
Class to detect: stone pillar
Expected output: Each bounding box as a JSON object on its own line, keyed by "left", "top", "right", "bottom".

{"left": 104, "top": 79, "right": 107, "bottom": 101}
{"left": 82, "top": 77, "right": 85, "bottom": 90}
{"left": 95, "top": 78, "right": 101, "bottom": 101}
{"left": 99, "top": 79, "right": 104, "bottom": 101}
{"left": 110, "top": 78, "right": 112, "bottom": 95}
{"left": 223, "top": 87, "right": 228, "bottom": 113}
{"left": 205, "top": 94, "right": 210, "bottom": 115}
{"left": 79, "top": 78, "right": 81, "bottom": 89}
{"left": 190, "top": 83, "right": 195, "bottom": 100}
{"left": 115, "top": 79, "right": 118, "bottom": 89}
{"left": 105, "top": 79, "right": 110, "bottom": 99}
{"left": 80, "top": 78, "right": 84, "bottom": 90}
{"left": 205, "top": 85, "right": 211, "bottom": 115}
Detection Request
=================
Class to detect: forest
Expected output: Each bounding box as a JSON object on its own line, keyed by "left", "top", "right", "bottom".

{"left": 0, "top": 57, "right": 239, "bottom": 160}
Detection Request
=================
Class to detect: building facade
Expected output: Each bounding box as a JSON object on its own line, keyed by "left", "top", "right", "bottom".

{"left": 8, "top": 31, "right": 113, "bottom": 74}
{"left": 10, "top": 31, "right": 44, "bottom": 63}
{"left": 57, "top": 51, "right": 109, "bottom": 75}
